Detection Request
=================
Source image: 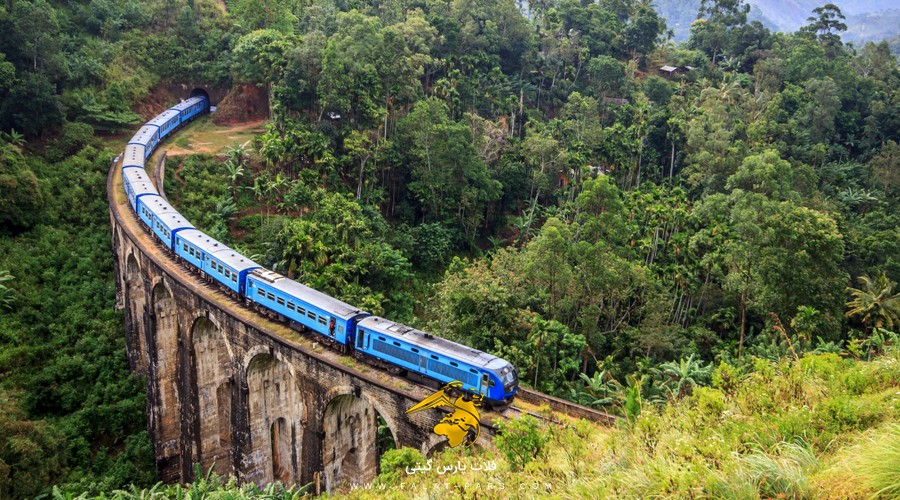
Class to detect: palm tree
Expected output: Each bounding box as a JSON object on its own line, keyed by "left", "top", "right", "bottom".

{"left": 653, "top": 354, "right": 711, "bottom": 398}
{"left": 224, "top": 141, "right": 252, "bottom": 166}
{"left": 572, "top": 370, "right": 622, "bottom": 408}
{"left": 2, "top": 129, "right": 24, "bottom": 149}
{"left": 223, "top": 159, "right": 246, "bottom": 203}
{"left": 845, "top": 273, "right": 900, "bottom": 335}
{"left": 0, "top": 270, "right": 15, "bottom": 311}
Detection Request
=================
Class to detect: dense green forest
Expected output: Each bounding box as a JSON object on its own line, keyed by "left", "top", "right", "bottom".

{"left": 0, "top": 0, "right": 897, "bottom": 497}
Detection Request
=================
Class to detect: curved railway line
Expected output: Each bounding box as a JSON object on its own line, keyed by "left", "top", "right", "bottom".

{"left": 109, "top": 106, "right": 616, "bottom": 439}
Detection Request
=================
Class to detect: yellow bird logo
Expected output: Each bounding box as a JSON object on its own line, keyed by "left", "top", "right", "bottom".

{"left": 406, "top": 381, "right": 483, "bottom": 448}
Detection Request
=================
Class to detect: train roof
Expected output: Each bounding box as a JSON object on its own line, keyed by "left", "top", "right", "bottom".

{"left": 147, "top": 109, "right": 180, "bottom": 128}
{"left": 123, "top": 167, "right": 152, "bottom": 185}
{"left": 209, "top": 247, "right": 261, "bottom": 272}
{"left": 357, "top": 316, "right": 508, "bottom": 370}
{"left": 129, "top": 125, "right": 157, "bottom": 146}
{"left": 142, "top": 195, "right": 194, "bottom": 231}
{"left": 177, "top": 229, "right": 228, "bottom": 254}
{"left": 128, "top": 181, "right": 158, "bottom": 198}
{"left": 249, "top": 269, "right": 365, "bottom": 320}
{"left": 170, "top": 96, "right": 205, "bottom": 112}
{"left": 123, "top": 145, "right": 145, "bottom": 168}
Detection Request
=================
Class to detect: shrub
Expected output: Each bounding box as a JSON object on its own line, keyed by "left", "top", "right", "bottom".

{"left": 377, "top": 447, "right": 425, "bottom": 485}
{"left": 494, "top": 415, "right": 550, "bottom": 471}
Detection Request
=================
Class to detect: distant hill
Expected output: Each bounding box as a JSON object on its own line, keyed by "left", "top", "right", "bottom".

{"left": 656, "top": 0, "right": 774, "bottom": 42}
{"left": 843, "top": 9, "right": 900, "bottom": 47}
{"left": 657, "top": 0, "right": 900, "bottom": 47}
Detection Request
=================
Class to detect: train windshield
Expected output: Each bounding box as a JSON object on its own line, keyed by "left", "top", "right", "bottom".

{"left": 500, "top": 365, "right": 517, "bottom": 390}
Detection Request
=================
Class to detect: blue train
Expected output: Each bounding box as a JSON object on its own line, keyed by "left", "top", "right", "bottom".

{"left": 119, "top": 95, "right": 518, "bottom": 406}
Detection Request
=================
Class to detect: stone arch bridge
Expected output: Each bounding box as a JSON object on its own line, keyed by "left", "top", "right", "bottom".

{"left": 108, "top": 163, "right": 457, "bottom": 492}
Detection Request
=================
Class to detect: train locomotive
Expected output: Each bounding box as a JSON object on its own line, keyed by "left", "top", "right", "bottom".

{"left": 120, "top": 95, "right": 519, "bottom": 407}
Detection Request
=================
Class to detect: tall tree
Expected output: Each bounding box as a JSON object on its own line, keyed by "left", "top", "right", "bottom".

{"left": 690, "top": 0, "right": 750, "bottom": 67}
{"left": 801, "top": 3, "right": 846, "bottom": 58}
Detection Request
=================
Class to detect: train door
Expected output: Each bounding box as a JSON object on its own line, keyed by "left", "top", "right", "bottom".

{"left": 480, "top": 373, "right": 490, "bottom": 396}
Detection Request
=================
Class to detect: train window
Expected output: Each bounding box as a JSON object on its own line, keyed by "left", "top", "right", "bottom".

{"left": 430, "top": 355, "right": 438, "bottom": 360}
{"left": 469, "top": 369, "right": 478, "bottom": 374}
{"left": 257, "top": 289, "right": 265, "bottom": 297}
{"left": 317, "top": 316, "right": 327, "bottom": 325}
{"left": 378, "top": 337, "right": 386, "bottom": 341}
{"left": 450, "top": 362, "right": 458, "bottom": 367}
{"left": 219, "top": 264, "right": 224, "bottom": 274}
{"left": 231, "top": 275, "right": 237, "bottom": 283}
{"left": 277, "top": 297, "right": 285, "bottom": 306}
{"left": 411, "top": 348, "right": 419, "bottom": 353}
{"left": 183, "top": 243, "right": 188, "bottom": 252}
{"left": 306, "top": 310, "right": 316, "bottom": 320}
{"left": 297, "top": 307, "right": 306, "bottom": 315}
{"left": 287, "top": 302, "right": 295, "bottom": 310}
{"left": 392, "top": 341, "right": 401, "bottom": 347}
{"left": 267, "top": 292, "right": 275, "bottom": 301}
{"left": 224, "top": 270, "right": 230, "bottom": 279}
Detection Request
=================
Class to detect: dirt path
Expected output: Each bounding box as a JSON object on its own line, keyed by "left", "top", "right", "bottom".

{"left": 162, "top": 118, "right": 266, "bottom": 157}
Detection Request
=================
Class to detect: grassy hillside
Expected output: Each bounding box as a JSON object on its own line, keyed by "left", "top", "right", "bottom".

{"left": 85, "top": 348, "right": 900, "bottom": 498}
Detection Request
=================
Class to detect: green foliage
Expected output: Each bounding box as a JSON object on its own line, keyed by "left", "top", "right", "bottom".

{"left": 494, "top": 415, "right": 550, "bottom": 471}
{"left": 0, "top": 390, "right": 65, "bottom": 498}
{"left": 0, "top": 144, "right": 153, "bottom": 495}
{"left": 0, "top": 143, "right": 42, "bottom": 231}
{"left": 376, "top": 447, "right": 425, "bottom": 486}
{"left": 397, "top": 98, "right": 501, "bottom": 242}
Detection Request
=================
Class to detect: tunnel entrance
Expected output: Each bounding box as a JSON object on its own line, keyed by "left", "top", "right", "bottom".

{"left": 190, "top": 88, "right": 212, "bottom": 109}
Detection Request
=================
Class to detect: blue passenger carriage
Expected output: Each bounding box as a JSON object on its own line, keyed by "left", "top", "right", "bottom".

{"left": 122, "top": 168, "right": 158, "bottom": 210}
{"left": 174, "top": 229, "right": 261, "bottom": 295}
{"left": 129, "top": 125, "right": 160, "bottom": 157}
{"left": 170, "top": 96, "right": 207, "bottom": 123}
{"left": 174, "top": 229, "right": 225, "bottom": 272}
{"left": 138, "top": 195, "right": 194, "bottom": 250}
{"left": 246, "top": 269, "right": 369, "bottom": 346}
{"left": 147, "top": 109, "right": 181, "bottom": 139}
{"left": 355, "top": 317, "right": 518, "bottom": 405}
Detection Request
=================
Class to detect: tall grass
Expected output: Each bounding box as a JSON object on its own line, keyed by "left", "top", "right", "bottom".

{"left": 707, "top": 440, "right": 819, "bottom": 499}
{"left": 853, "top": 423, "right": 900, "bottom": 499}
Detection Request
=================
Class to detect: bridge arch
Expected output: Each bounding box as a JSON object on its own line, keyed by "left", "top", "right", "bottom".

{"left": 422, "top": 435, "right": 449, "bottom": 457}
{"left": 245, "top": 352, "right": 304, "bottom": 487}
{"left": 191, "top": 316, "right": 233, "bottom": 478}
{"left": 321, "top": 388, "right": 397, "bottom": 492}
